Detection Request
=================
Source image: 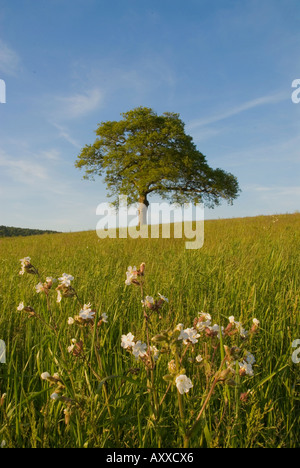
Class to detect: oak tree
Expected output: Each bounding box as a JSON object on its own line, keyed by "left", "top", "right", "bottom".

{"left": 75, "top": 107, "right": 240, "bottom": 225}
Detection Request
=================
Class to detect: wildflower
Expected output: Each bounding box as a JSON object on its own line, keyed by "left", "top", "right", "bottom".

{"left": 239, "top": 360, "right": 254, "bottom": 377}
{"left": 175, "top": 323, "right": 189, "bottom": 341}
{"left": 35, "top": 282, "right": 45, "bottom": 294}
{"left": 251, "top": 318, "right": 260, "bottom": 333}
{"left": 141, "top": 296, "right": 155, "bottom": 308}
{"left": 226, "top": 316, "right": 248, "bottom": 339}
{"left": 79, "top": 303, "right": 95, "bottom": 321}
{"left": 125, "top": 263, "right": 145, "bottom": 285}
{"left": 177, "top": 327, "right": 189, "bottom": 341}
{"left": 182, "top": 327, "right": 200, "bottom": 345}
{"left": 132, "top": 340, "right": 147, "bottom": 360}
{"left": 100, "top": 312, "right": 108, "bottom": 323}
{"left": 245, "top": 351, "right": 256, "bottom": 365}
{"left": 19, "top": 256, "right": 31, "bottom": 275}
{"left": 125, "top": 266, "right": 139, "bottom": 285}
{"left": 175, "top": 374, "right": 193, "bottom": 395}
{"left": 67, "top": 339, "right": 77, "bottom": 353}
{"left": 69, "top": 340, "right": 83, "bottom": 357}
{"left": 17, "top": 302, "right": 24, "bottom": 311}
{"left": 158, "top": 293, "right": 169, "bottom": 303}
{"left": 194, "top": 312, "right": 212, "bottom": 332}
{"left": 239, "top": 326, "right": 248, "bottom": 339}
{"left": 41, "top": 372, "right": 51, "bottom": 380}
{"left": 206, "top": 324, "right": 224, "bottom": 339}
{"left": 56, "top": 274, "right": 76, "bottom": 302}
{"left": 199, "top": 312, "right": 212, "bottom": 322}
{"left": 50, "top": 392, "right": 60, "bottom": 401}
{"left": 58, "top": 273, "right": 74, "bottom": 287}
{"left": 67, "top": 317, "right": 74, "bottom": 325}
{"left": 45, "top": 277, "right": 56, "bottom": 285}
{"left": 196, "top": 354, "right": 203, "bottom": 363}
{"left": 121, "top": 332, "right": 135, "bottom": 349}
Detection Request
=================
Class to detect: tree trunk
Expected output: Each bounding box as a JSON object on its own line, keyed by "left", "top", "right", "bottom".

{"left": 138, "top": 194, "right": 149, "bottom": 226}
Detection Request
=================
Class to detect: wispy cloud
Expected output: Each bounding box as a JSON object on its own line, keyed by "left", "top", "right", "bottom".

{"left": 50, "top": 122, "right": 81, "bottom": 148}
{"left": 0, "top": 149, "right": 49, "bottom": 181}
{"left": 55, "top": 88, "right": 103, "bottom": 119}
{"left": 187, "top": 91, "right": 288, "bottom": 129}
{"left": 248, "top": 185, "right": 300, "bottom": 198}
{"left": 0, "top": 39, "right": 20, "bottom": 75}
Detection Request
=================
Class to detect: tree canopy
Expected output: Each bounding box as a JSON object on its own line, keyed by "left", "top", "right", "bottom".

{"left": 75, "top": 106, "right": 240, "bottom": 214}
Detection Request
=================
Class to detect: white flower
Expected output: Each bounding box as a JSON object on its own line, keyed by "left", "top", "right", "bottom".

{"left": 175, "top": 324, "right": 190, "bottom": 341}
{"left": 245, "top": 351, "right": 256, "bottom": 365}
{"left": 239, "top": 327, "right": 248, "bottom": 339}
{"left": 17, "top": 302, "right": 24, "bottom": 311}
{"left": 68, "top": 339, "right": 77, "bottom": 353}
{"left": 196, "top": 354, "right": 203, "bottom": 363}
{"left": 141, "top": 296, "right": 155, "bottom": 307}
{"left": 35, "top": 282, "right": 44, "bottom": 294}
{"left": 239, "top": 360, "right": 254, "bottom": 376}
{"left": 58, "top": 273, "right": 74, "bottom": 287}
{"left": 198, "top": 312, "right": 211, "bottom": 321}
{"left": 210, "top": 324, "right": 224, "bottom": 339}
{"left": 175, "top": 374, "right": 193, "bottom": 394}
{"left": 19, "top": 257, "right": 31, "bottom": 275}
{"left": 45, "top": 277, "right": 56, "bottom": 285}
{"left": 253, "top": 318, "right": 260, "bottom": 326}
{"left": 182, "top": 328, "right": 200, "bottom": 345}
{"left": 132, "top": 341, "right": 147, "bottom": 360}
{"left": 121, "top": 332, "right": 135, "bottom": 349}
{"left": 196, "top": 312, "right": 212, "bottom": 331}
{"left": 67, "top": 317, "right": 74, "bottom": 325}
{"left": 50, "top": 392, "right": 60, "bottom": 401}
{"left": 178, "top": 328, "right": 189, "bottom": 341}
{"left": 158, "top": 293, "right": 169, "bottom": 302}
{"left": 227, "top": 316, "right": 248, "bottom": 338}
{"left": 79, "top": 304, "right": 95, "bottom": 320}
{"left": 125, "top": 266, "right": 138, "bottom": 285}
{"left": 20, "top": 256, "right": 31, "bottom": 264}
{"left": 101, "top": 312, "right": 108, "bottom": 323}
{"left": 41, "top": 372, "right": 51, "bottom": 380}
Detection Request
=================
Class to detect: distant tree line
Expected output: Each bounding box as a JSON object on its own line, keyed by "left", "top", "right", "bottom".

{"left": 0, "top": 225, "right": 59, "bottom": 238}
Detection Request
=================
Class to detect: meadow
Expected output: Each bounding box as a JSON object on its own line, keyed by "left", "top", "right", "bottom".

{"left": 0, "top": 213, "right": 299, "bottom": 448}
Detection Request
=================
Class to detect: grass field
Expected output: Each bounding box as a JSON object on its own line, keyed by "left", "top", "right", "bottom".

{"left": 0, "top": 213, "right": 299, "bottom": 448}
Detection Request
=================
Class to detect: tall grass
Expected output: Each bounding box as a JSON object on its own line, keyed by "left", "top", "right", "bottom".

{"left": 0, "top": 213, "right": 299, "bottom": 448}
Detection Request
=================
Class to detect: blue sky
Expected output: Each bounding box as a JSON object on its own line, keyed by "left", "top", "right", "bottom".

{"left": 0, "top": 0, "right": 300, "bottom": 231}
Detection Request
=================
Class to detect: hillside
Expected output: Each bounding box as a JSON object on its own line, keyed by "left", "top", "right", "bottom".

{"left": 0, "top": 225, "right": 59, "bottom": 238}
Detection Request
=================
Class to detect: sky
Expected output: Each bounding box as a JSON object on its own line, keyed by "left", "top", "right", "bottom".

{"left": 0, "top": 0, "right": 300, "bottom": 232}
